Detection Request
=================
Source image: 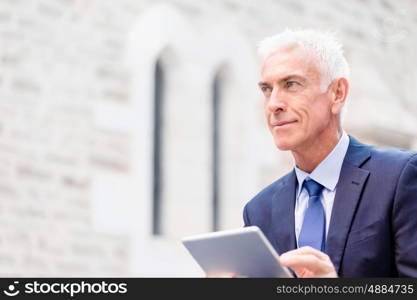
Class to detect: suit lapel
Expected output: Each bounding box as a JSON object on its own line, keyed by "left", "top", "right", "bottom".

{"left": 271, "top": 171, "right": 297, "bottom": 255}
{"left": 326, "top": 137, "right": 371, "bottom": 273}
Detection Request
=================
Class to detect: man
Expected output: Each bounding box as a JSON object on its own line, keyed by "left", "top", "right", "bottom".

{"left": 243, "top": 29, "right": 417, "bottom": 277}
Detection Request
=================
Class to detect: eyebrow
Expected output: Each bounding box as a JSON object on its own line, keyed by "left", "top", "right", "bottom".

{"left": 258, "top": 74, "right": 306, "bottom": 87}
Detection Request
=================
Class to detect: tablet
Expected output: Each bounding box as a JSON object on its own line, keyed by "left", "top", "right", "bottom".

{"left": 182, "top": 226, "right": 293, "bottom": 277}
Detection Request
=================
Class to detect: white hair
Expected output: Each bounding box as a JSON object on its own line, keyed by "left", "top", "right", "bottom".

{"left": 258, "top": 29, "right": 350, "bottom": 91}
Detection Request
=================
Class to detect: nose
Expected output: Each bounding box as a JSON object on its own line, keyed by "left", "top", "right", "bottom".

{"left": 266, "top": 87, "right": 287, "bottom": 113}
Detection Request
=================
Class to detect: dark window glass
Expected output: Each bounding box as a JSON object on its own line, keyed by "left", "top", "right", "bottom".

{"left": 152, "top": 59, "right": 164, "bottom": 235}
{"left": 212, "top": 73, "right": 221, "bottom": 231}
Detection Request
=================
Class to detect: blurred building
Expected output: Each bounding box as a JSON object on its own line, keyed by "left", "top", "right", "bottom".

{"left": 0, "top": 0, "right": 416, "bottom": 276}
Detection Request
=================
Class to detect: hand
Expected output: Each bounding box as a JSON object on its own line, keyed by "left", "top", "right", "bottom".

{"left": 279, "top": 246, "right": 338, "bottom": 278}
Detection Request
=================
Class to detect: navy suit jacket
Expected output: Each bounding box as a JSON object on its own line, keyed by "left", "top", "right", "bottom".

{"left": 243, "top": 136, "right": 417, "bottom": 277}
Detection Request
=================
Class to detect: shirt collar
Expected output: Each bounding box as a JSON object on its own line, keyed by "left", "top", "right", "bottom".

{"left": 294, "top": 132, "right": 350, "bottom": 198}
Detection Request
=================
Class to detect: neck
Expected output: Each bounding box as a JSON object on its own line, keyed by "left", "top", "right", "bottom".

{"left": 292, "top": 128, "right": 343, "bottom": 173}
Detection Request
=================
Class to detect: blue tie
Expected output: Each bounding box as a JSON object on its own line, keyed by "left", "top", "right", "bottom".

{"left": 298, "top": 179, "right": 326, "bottom": 251}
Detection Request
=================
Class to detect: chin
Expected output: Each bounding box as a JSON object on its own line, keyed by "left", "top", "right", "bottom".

{"left": 274, "top": 139, "right": 294, "bottom": 151}
{"left": 273, "top": 133, "right": 301, "bottom": 151}
{"left": 271, "top": 127, "right": 301, "bottom": 151}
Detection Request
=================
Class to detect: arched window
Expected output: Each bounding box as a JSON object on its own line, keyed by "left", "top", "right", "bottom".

{"left": 152, "top": 58, "right": 164, "bottom": 235}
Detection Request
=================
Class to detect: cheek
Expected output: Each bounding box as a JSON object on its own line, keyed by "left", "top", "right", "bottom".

{"left": 298, "top": 98, "right": 331, "bottom": 127}
{"left": 306, "top": 107, "right": 331, "bottom": 133}
{"left": 263, "top": 101, "right": 268, "bottom": 116}
{"left": 294, "top": 106, "right": 310, "bottom": 130}
{"left": 263, "top": 109, "right": 270, "bottom": 124}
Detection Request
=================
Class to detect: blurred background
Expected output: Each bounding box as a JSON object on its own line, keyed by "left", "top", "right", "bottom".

{"left": 0, "top": 0, "right": 416, "bottom": 277}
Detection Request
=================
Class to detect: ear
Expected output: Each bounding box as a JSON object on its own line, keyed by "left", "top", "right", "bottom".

{"left": 330, "top": 77, "right": 349, "bottom": 115}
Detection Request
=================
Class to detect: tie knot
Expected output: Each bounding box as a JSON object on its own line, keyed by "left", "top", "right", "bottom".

{"left": 304, "top": 179, "right": 324, "bottom": 197}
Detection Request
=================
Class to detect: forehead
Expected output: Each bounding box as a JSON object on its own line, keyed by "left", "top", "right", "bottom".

{"left": 260, "top": 46, "right": 321, "bottom": 82}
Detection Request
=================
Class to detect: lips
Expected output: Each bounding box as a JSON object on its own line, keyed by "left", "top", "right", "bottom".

{"left": 272, "top": 120, "right": 298, "bottom": 127}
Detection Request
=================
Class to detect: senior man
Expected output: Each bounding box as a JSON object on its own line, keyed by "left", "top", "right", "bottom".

{"left": 243, "top": 29, "right": 417, "bottom": 277}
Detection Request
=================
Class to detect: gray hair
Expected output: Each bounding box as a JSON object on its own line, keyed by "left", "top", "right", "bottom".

{"left": 258, "top": 29, "right": 350, "bottom": 91}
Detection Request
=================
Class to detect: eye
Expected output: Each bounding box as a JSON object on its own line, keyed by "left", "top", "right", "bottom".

{"left": 260, "top": 86, "right": 272, "bottom": 94}
{"left": 286, "top": 81, "right": 299, "bottom": 88}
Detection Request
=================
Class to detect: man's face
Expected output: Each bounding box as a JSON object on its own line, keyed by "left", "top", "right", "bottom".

{"left": 259, "top": 46, "right": 335, "bottom": 151}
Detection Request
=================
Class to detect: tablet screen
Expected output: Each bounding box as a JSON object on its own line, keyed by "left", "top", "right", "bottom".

{"left": 182, "top": 226, "right": 293, "bottom": 278}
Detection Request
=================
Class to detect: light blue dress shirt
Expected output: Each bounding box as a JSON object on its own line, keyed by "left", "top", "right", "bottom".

{"left": 294, "top": 132, "right": 350, "bottom": 246}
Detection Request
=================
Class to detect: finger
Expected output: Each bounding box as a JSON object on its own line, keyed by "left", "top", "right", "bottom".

{"left": 281, "top": 246, "right": 329, "bottom": 261}
{"left": 279, "top": 253, "right": 327, "bottom": 273}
